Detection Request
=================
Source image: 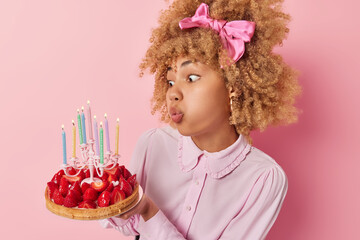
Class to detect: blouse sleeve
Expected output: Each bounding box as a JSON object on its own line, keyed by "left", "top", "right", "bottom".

{"left": 99, "top": 128, "right": 157, "bottom": 236}
{"left": 220, "top": 166, "right": 288, "bottom": 240}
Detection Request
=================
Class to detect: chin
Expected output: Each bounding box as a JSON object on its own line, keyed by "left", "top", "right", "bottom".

{"left": 178, "top": 129, "right": 192, "bottom": 137}
{"left": 175, "top": 124, "right": 193, "bottom": 136}
{"left": 176, "top": 123, "right": 204, "bottom": 137}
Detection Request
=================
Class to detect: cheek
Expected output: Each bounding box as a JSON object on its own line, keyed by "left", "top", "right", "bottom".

{"left": 165, "top": 90, "right": 171, "bottom": 106}
{"left": 187, "top": 85, "right": 229, "bottom": 118}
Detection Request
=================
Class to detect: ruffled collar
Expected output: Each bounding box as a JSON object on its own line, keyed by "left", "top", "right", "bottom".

{"left": 177, "top": 133, "right": 252, "bottom": 179}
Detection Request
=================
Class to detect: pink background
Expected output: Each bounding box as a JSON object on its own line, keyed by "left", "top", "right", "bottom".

{"left": 0, "top": 0, "right": 359, "bottom": 239}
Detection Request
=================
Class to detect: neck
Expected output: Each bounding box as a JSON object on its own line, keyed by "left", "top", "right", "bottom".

{"left": 191, "top": 125, "right": 239, "bottom": 153}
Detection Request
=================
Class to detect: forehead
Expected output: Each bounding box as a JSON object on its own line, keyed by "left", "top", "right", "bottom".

{"left": 167, "top": 57, "right": 205, "bottom": 73}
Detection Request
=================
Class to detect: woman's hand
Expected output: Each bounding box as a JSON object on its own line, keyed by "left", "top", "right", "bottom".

{"left": 117, "top": 193, "right": 159, "bottom": 222}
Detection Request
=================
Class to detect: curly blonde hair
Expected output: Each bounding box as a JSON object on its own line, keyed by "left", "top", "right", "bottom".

{"left": 139, "top": 0, "right": 301, "bottom": 144}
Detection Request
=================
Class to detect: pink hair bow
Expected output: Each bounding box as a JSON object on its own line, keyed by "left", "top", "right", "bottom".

{"left": 179, "top": 3, "right": 255, "bottom": 63}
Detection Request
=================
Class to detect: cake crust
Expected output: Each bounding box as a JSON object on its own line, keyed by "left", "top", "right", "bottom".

{"left": 45, "top": 184, "right": 140, "bottom": 220}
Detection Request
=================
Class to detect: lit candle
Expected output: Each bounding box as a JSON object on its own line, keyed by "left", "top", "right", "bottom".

{"left": 93, "top": 115, "right": 100, "bottom": 156}
{"left": 81, "top": 106, "right": 87, "bottom": 144}
{"left": 87, "top": 100, "right": 93, "bottom": 140}
{"left": 115, "top": 118, "right": 119, "bottom": 155}
{"left": 100, "top": 122, "right": 104, "bottom": 164}
{"left": 72, "top": 120, "right": 76, "bottom": 158}
{"left": 104, "top": 113, "right": 111, "bottom": 152}
{"left": 77, "top": 109, "right": 83, "bottom": 144}
{"left": 62, "top": 125, "right": 67, "bottom": 164}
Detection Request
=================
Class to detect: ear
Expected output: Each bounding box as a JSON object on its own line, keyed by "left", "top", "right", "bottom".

{"left": 228, "top": 86, "right": 236, "bottom": 98}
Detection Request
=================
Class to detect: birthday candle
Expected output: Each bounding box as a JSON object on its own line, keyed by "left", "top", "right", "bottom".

{"left": 93, "top": 115, "right": 100, "bottom": 156}
{"left": 62, "top": 125, "right": 67, "bottom": 165}
{"left": 115, "top": 118, "right": 119, "bottom": 155}
{"left": 77, "top": 109, "right": 83, "bottom": 144}
{"left": 100, "top": 122, "right": 104, "bottom": 164}
{"left": 72, "top": 120, "right": 76, "bottom": 158}
{"left": 104, "top": 113, "right": 111, "bottom": 152}
{"left": 81, "top": 106, "right": 87, "bottom": 144}
{"left": 87, "top": 100, "right": 93, "bottom": 139}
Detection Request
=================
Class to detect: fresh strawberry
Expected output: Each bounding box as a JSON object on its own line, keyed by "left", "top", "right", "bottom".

{"left": 111, "top": 187, "right": 126, "bottom": 204}
{"left": 120, "top": 165, "right": 132, "bottom": 180}
{"left": 101, "top": 172, "right": 109, "bottom": 182}
{"left": 84, "top": 168, "right": 89, "bottom": 178}
{"left": 84, "top": 168, "right": 98, "bottom": 178}
{"left": 117, "top": 165, "right": 123, "bottom": 177}
{"left": 51, "top": 169, "right": 65, "bottom": 185}
{"left": 127, "top": 174, "right": 137, "bottom": 189}
{"left": 114, "top": 168, "right": 121, "bottom": 178}
{"left": 66, "top": 166, "right": 77, "bottom": 175}
{"left": 63, "top": 175, "right": 82, "bottom": 183}
{"left": 59, "top": 177, "right": 69, "bottom": 197}
{"left": 47, "top": 181, "right": 58, "bottom": 199}
{"left": 98, "top": 191, "right": 111, "bottom": 207}
{"left": 67, "top": 189, "right": 82, "bottom": 203}
{"left": 119, "top": 175, "right": 133, "bottom": 197}
{"left": 78, "top": 200, "right": 96, "bottom": 209}
{"left": 52, "top": 188, "right": 64, "bottom": 205}
{"left": 91, "top": 179, "right": 109, "bottom": 192}
{"left": 105, "top": 182, "right": 114, "bottom": 192}
{"left": 83, "top": 187, "right": 98, "bottom": 201}
{"left": 70, "top": 181, "right": 82, "bottom": 194}
{"left": 108, "top": 174, "right": 117, "bottom": 183}
{"left": 104, "top": 166, "right": 121, "bottom": 178}
{"left": 63, "top": 193, "right": 78, "bottom": 207}
{"left": 78, "top": 169, "right": 86, "bottom": 180}
{"left": 66, "top": 167, "right": 76, "bottom": 175}
{"left": 81, "top": 182, "right": 90, "bottom": 193}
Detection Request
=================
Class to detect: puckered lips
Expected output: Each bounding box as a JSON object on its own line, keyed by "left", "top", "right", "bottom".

{"left": 169, "top": 107, "right": 183, "bottom": 123}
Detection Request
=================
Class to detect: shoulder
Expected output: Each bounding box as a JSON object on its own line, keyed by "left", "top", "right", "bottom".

{"left": 136, "top": 125, "right": 179, "bottom": 143}
{"left": 246, "top": 146, "right": 286, "bottom": 171}
{"left": 130, "top": 126, "right": 180, "bottom": 177}
{"left": 240, "top": 146, "right": 288, "bottom": 191}
{"left": 134, "top": 125, "right": 180, "bottom": 151}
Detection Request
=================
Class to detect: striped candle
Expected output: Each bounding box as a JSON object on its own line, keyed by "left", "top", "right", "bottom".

{"left": 62, "top": 125, "right": 67, "bottom": 164}
{"left": 100, "top": 122, "right": 104, "bottom": 164}
{"left": 104, "top": 113, "right": 111, "bottom": 152}
{"left": 115, "top": 118, "right": 119, "bottom": 155}
{"left": 81, "top": 106, "right": 87, "bottom": 144}
{"left": 87, "top": 100, "right": 93, "bottom": 140}
{"left": 72, "top": 120, "right": 76, "bottom": 158}
{"left": 77, "top": 109, "right": 83, "bottom": 144}
{"left": 93, "top": 115, "right": 100, "bottom": 156}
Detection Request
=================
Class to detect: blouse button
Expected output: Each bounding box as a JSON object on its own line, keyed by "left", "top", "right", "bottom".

{"left": 186, "top": 206, "right": 192, "bottom": 211}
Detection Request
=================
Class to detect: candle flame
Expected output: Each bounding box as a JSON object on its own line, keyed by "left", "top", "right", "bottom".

{"left": 61, "top": 124, "right": 64, "bottom": 130}
{"left": 104, "top": 113, "right": 107, "bottom": 118}
{"left": 87, "top": 100, "right": 90, "bottom": 105}
{"left": 81, "top": 106, "right": 84, "bottom": 111}
{"left": 77, "top": 109, "right": 80, "bottom": 113}
{"left": 94, "top": 115, "right": 97, "bottom": 119}
{"left": 100, "top": 121, "right": 103, "bottom": 127}
{"left": 117, "top": 118, "right": 119, "bottom": 123}
{"left": 72, "top": 120, "right": 75, "bottom": 125}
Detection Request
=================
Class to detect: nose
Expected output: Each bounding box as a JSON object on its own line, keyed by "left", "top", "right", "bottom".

{"left": 167, "top": 84, "right": 183, "bottom": 102}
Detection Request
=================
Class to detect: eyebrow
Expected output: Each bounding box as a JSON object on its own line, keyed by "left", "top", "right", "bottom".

{"left": 167, "top": 60, "right": 193, "bottom": 71}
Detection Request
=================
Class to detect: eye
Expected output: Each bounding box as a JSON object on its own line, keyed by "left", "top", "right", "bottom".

{"left": 188, "top": 74, "right": 200, "bottom": 82}
{"left": 167, "top": 80, "right": 175, "bottom": 87}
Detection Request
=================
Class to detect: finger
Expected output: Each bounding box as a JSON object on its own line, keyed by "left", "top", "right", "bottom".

{"left": 115, "top": 194, "right": 148, "bottom": 219}
{"left": 119, "top": 213, "right": 130, "bottom": 220}
{"left": 116, "top": 205, "right": 139, "bottom": 219}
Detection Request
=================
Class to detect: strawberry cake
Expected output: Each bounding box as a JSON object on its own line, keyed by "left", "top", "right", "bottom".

{"left": 45, "top": 164, "right": 140, "bottom": 220}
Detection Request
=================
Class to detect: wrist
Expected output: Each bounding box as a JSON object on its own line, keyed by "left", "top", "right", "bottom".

{"left": 140, "top": 196, "right": 159, "bottom": 222}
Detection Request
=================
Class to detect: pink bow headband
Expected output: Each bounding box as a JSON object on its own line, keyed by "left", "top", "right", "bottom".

{"left": 179, "top": 3, "right": 255, "bottom": 63}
